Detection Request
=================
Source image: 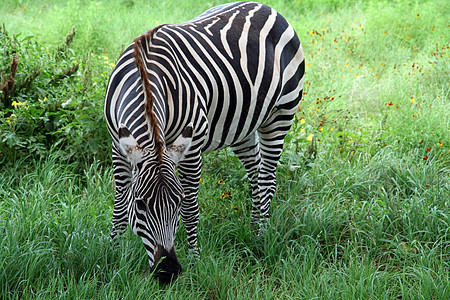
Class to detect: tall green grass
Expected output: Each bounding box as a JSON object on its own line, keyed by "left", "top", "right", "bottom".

{"left": 1, "top": 150, "right": 448, "bottom": 298}
{"left": 1, "top": 0, "right": 449, "bottom": 298}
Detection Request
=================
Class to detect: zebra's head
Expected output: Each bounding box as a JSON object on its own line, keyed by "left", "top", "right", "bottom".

{"left": 118, "top": 123, "right": 193, "bottom": 283}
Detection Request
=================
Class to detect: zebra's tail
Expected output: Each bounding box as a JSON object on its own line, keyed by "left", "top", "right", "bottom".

{"left": 133, "top": 26, "right": 165, "bottom": 162}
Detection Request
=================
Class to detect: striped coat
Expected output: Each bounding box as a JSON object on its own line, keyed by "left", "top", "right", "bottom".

{"left": 105, "top": 1, "right": 304, "bottom": 283}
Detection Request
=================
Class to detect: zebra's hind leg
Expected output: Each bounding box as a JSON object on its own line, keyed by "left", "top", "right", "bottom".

{"left": 257, "top": 108, "right": 298, "bottom": 223}
{"left": 231, "top": 133, "right": 261, "bottom": 226}
{"left": 111, "top": 142, "right": 132, "bottom": 240}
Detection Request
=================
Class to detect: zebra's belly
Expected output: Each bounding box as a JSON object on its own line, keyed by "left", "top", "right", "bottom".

{"left": 200, "top": 108, "right": 268, "bottom": 153}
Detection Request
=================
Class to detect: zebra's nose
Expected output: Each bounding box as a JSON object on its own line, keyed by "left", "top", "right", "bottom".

{"left": 152, "top": 245, "right": 182, "bottom": 283}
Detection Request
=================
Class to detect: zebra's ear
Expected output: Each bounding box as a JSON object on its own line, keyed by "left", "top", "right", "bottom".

{"left": 167, "top": 122, "right": 193, "bottom": 166}
{"left": 118, "top": 125, "right": 144, "bottom": 165}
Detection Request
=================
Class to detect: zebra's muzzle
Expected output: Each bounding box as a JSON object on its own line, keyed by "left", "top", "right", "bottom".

{"left": 151, "top": 245, "right": 182, "bottom": 283}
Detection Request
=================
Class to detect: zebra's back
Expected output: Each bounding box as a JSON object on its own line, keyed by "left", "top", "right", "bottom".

{"left": 164, "top": 1, "right": 304, "bottom": 151}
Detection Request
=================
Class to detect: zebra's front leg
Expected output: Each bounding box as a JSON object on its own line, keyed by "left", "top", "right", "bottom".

{"left": 111, "top": 142, "right": 132, "bottom": 240}
{"left": 177, "top": 152, "right": 202, "bottom": 256}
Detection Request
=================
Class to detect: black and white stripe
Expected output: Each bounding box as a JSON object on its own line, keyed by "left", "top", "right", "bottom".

{"left": 104, "top": 1, "right": 304, "bottom": 282}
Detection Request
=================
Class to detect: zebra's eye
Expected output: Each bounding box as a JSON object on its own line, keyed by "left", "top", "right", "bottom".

{"left": 135, "top": 198, "right": 147, "bottom": 211}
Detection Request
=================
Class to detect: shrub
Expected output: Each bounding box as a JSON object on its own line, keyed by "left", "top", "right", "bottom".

{"left": 0, "top": 25, "right": 111, "bottom": 166}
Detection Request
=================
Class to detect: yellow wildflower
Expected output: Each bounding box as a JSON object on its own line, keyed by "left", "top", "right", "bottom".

{"left": 11, "top": 101, "right": 27, "bottom": 107}
{"left": 6, "top": 113, "right": 16, "bottom": 123}
{"left": 221, "top": 191, "right": 232, "bottom": 198}
{"left": 306, "top": 134, "right": 314, "bottom": 141}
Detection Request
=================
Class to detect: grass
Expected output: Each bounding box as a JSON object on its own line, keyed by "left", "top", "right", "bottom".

{"left": 1, "top": 0, "right": 449, "bottom": 298}
{"left": 1, "top": 150, "right": 448, "bottom": 298}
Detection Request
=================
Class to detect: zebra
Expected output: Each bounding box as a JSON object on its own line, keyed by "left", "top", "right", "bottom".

{"left": 104, "top": 1, "right": 305, "bottom": 283}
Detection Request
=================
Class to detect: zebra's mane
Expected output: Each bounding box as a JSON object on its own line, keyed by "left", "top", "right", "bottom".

{"left": 133, "top": 26, "right": 165, "bottom": 163}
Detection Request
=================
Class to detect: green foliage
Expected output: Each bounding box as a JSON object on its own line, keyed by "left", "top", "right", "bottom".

{"left": 0, "top": 25, "right": 111, "bottom": 165}
{"left": 0, "top": 25, "right": 78, "bottom": 108}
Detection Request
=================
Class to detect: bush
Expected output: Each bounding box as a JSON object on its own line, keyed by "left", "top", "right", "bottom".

{"left": 0, "top": 25, "right": 111, "bottom": 166}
